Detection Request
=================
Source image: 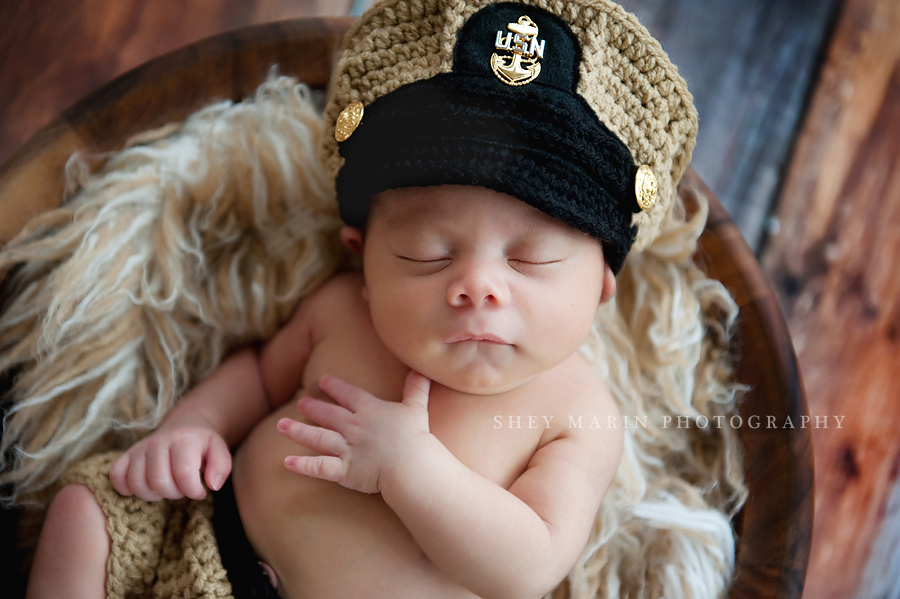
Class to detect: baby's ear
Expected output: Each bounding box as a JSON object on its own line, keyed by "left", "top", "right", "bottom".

{"left": 599, "top": 263, "right": 616, "bottom": 304}
{"left": 340, "top": 226, "right": 364, "bottom": 255}
{"left": 339, "top": 227, "right": 369, "bottom": 302}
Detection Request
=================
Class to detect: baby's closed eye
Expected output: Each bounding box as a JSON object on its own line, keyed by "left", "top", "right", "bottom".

{"left": 507, "top": 256, "right": 562, "bottom": 266}
{"left": 397, "top": 255, "right": 451, "bottom": 264}
{"left": 506, "top": 254, "right": 564, "bottom": 275}
{"left": 396, "top": 254, "right": 452, "bottom": 275}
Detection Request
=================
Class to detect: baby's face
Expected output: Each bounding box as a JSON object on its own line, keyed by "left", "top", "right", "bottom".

{"left": 353, "top": 185, "right": 614, "bottom": 395}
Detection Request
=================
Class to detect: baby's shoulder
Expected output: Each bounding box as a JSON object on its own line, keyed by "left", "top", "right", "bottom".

{"left": 308, "top": 270, "right": 364, "bottom": 299}
{"left": 301, "top": 271, "right": 367, "bottom": 318}
{"left": 536, "top": 354, "right": 622, "bottom": 442}
{"left": 544, "top": 353, "right": 615, "bottom": 411}
{"left": 284, "top": 271, "right": 369, "bottom": 341}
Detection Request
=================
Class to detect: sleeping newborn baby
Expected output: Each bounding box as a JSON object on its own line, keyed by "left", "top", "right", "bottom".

{"left": 26, "top": 0, "right": 700, "bottom": 597}
{"left": 30, "top": 183, "right": 624, "bottom": 599}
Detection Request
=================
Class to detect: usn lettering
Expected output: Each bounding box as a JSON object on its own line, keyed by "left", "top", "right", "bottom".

{"left": 495, "top": 30, "right": 545, "bottom": 59}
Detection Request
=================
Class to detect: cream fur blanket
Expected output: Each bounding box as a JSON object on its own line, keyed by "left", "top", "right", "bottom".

{"left": 0, "top": 75, "right": 745, "bottom": 599}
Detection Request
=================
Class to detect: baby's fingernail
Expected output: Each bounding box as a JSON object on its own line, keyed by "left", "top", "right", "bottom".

{"left": 212, "top": 475, "right": 225, "bottom": 491}
{"left": 277, "top": 418, "right": 289, "bottom": 431}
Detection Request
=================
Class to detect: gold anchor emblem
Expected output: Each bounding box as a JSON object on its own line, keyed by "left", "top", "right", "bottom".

{"left": 490, "top": 15, "right": 545, "bottom": 86}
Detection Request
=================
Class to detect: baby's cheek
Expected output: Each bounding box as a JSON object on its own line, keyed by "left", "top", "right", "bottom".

{"left": 367, "top": 305, "right": 432, "bottom": 372}
{"left": 535, "top": 304, "right": 594, "bottom": 355}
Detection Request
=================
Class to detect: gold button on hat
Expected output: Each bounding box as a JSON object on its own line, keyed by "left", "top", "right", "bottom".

{"left": 335, "top": 101, "right": 364, "bottom": 142}
{"left": 635, "top": 165, "right": 658, "bottom": 211}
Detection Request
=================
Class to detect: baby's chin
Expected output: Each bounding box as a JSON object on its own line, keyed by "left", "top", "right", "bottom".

{"left": 421, "top": 362, "right": 539, "bottom": 396}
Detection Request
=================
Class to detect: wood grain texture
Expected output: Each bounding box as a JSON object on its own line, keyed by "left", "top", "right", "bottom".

{"left": 0, "top": 16, "right": 351, "bottom": 248}
{"left": 618, "top": 0, "right": 842, "bottom": 250}
{"left": 760, "top": 0, "right": 900, "bottom": 597}
{"left": 0, "top": 0, "right": 354, "bottom": 167}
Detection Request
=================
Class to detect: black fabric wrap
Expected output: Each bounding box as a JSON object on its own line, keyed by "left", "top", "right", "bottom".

{"left": 213, "top": 477, "right": 281, "bottom": 599}
{"left": 337, "top": 74, "right": 639, "bottom": 273}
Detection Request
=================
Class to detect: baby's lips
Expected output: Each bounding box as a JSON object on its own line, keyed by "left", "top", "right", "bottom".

{"left": 445, "top": 332, "right": 510, "bottom": 344}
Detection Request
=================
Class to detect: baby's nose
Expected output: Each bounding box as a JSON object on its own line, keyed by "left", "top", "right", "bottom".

{"left": 446, "top": 260, "right": 510, "bottom": 308}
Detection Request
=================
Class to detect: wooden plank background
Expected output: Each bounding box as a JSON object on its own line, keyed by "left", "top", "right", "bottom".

{"left": 3, "top": 0, "right": 900, "bottom": 597}
{"left": 762, "top": 0, "right": 900, "bottom": 596}
{"left": 0, "top": 0, "right": 356, "bottom": 166}
{"left": 618, "top": 0, "right": 842, "bottom": 250}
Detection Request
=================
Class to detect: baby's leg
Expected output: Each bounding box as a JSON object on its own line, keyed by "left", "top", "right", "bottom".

{"left": 26, "top": 484, "right": 109, "bottom": 599}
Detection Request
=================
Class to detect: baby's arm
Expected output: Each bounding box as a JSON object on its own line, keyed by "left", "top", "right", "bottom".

{"left": 109, "top": 297, "right": 316, "bottom": 501}
{"left": 279, "top": 371, "right": 623, "bottom": 599}
{"left": 385, "top": 415, "right": 621, "bottom": 599}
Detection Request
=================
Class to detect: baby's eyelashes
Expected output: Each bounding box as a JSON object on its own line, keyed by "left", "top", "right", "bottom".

{"left": 397, "top": 255, "right": 561, "bottom": 266}
{"left": 506, "top": 257, "right": 563, "bottom": 275}
{"left": 394, "top": 252, "right": 564, "bottom": 278}
{"left": 396, "top": 255, "right": 452, "bottom": 274}
{"left": 507, "top": 258, "right": 562, "bottom": 266}
{"left": 397, "top": 255, "right": 451, "bottom": 264}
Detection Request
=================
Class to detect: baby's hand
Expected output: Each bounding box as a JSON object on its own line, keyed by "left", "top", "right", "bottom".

{"left": 109, "top": 418, "right": 231, "bottom": 502}
{"left": 278, "top": 370, "right": 431, "bottom": 494}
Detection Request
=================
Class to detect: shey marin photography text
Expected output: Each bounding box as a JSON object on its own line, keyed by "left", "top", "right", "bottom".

{"left": 492, "top": 414, "right": 845, "bottom": 430}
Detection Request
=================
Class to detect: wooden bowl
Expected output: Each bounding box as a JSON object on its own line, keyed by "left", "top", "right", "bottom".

{"left": 0, "top": 17, "right": 813, "bottom": 598}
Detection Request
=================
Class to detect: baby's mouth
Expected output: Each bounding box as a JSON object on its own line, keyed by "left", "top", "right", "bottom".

{"left": 446, "top": 333, "right": 510, "bottom": 345}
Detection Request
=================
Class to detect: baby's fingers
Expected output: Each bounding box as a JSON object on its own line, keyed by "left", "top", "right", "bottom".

{"left": 202, "top": 435, "right": 231, "bottom": 494}
{"left": 283, "top": 455, "right": 343, "bottom": 483}
{"left": 147, "top": 446, "right": 185, "bottom": 500}
{"left": 169, "top": 440, "right": 206, "bottom": 500}
{"left": 125, "top": 454, "right": 163, "bottom": 502}
{"left": 317, "top": 375, "right": 373, "bottom": 412}
{"left": 402, "top": 370, "right": 431, "bottom": 413}
{"left": 109, "top": 454, "right": 132, "bottom": 496}
{"left": 277, "top": 418, "right": 346, "bottom": 457}
{"left": 296, "top": 396, "right": 350, "bottom": 431}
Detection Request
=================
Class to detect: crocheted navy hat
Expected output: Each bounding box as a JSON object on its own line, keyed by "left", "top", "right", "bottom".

{"left": 323, "top": 0, "right": 698, "bottom": 274}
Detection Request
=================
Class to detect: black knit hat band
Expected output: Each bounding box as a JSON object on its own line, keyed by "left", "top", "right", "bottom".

{"left": 336, "top": 72, "right": 639, "bottom": 272}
